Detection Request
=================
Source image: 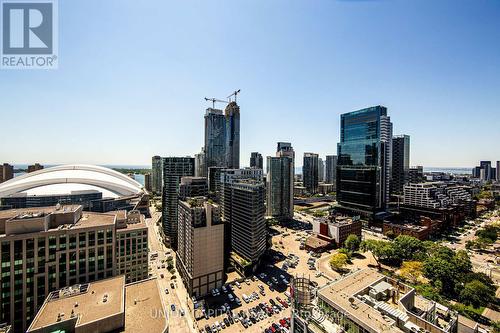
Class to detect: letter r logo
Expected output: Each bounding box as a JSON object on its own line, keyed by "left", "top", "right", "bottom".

{"left": 2, "top": 1, "right": 53, "bottom": 54}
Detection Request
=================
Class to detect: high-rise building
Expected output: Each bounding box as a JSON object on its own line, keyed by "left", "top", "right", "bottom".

{"left": 27, "top": 164, "right": 44, "bottom": 173}
{"left": 266, "top": 156, "right": 293, "bottom": 221}
{"left": 0, "top": 163, "right": 14, "bottom": 184}
{"left": 318, "top": 157, "right": 325, "bottom": 182}
{"left": 0, "top": 206, "right": 148, "bottom": 332}
{"left": 204, "top": 108, "right": 226, "bottom": 174}
{"left": 409, "top": 166, "right": 424, "bottom": 184}
{"left": 176, "top": 197, "right": 224, "bottom": 297}
{"left": 250, "top": 152, "right": 263, "bottom": 169}
{"left": 303, "top": 153, "right": 319, "bottom": 194}
{"left": 194, "top": 147, "right": 206, "bottom": 177}
{"left": 325, "top": 155, "right": 337, "bottom": 185}
{"left": 391, "top": 135, "right": 410, "bottom": 195}
{"left": 144, "top": 173, "right": 152, "bottom": 192}
{"left": 276, "top": 142, "right": 295, "bottom": 213}
{"left": 337, "top": 106, "right": 393, "bottom": 218}
{"left": 151, "top": 156, "right": 163, "bottom": 195}
{"left": 480, "top": 161, "right": 492, "bottom": 181}
{"left": 497, "top": 161, "right": 500, "bottom": 181}
{"left": 208, "top": 166, "right": 226, "bottom": 196}
{"left": 179, "top": 177, "right": 208, "bottom": 200}
{"left": 162, "top": 157, "right": 194, "bottom": 250}
{"left": 225, "top": 102, "right": 240, "bottom": 169}
{"left": 222, "top": 178, "right": 266, "bottom": 275}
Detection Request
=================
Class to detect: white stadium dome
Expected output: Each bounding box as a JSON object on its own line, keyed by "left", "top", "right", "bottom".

{"left": 0, "top": 164, "right": 144, "bottom": 199}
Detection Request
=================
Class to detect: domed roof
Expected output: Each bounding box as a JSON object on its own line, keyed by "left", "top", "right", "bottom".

{"left": 0, "top": 165, "right": 143, "bottom": 199}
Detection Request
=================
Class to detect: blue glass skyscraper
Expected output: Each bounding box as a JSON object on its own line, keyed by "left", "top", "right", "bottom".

{"left": 336, "top": 106, "right": 392, "bottom": 218}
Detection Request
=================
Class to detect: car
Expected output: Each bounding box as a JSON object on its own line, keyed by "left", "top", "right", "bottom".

{"left": 220, "top": 321, "right": 225, "bottom": 329}
{"left": 279, "top": 274, "right": 285, "bottom": 280}
{"left": 272, "top": 277, "right": 278, "bottom": 284}
{"left": 235, "top": 281, "right": 241, "bottom": 289}
{"left": 171, "top": 304, "right": 176, "bottom": 311}
{"left": 245, "top": 279, "right": 251, "bottom": 285}
{"left": 235, "top": 297, "right": 241, "bottom": 305}
{"left": 180, "top": 309, "right": 185, "bottom": 316}
{"left": 224, "top": 318, "right": 230, "bottom": 327}
{"left": 228, "top": 316, "right": 234, "bottom": 324}
{"left": 205, "top": 325, "right": 212, "bottom": 333}
{"left": 222, "top": 285, "right": 227, "bottom": 293}
{"left": 160, "top": 273, "right": 164, "bottom": 278}
{"left": 164, "top": 288, "right": 169, "bottom": 294}
{"left": 260, "top": 289, "right": 266, "bottom": 296}
{"left": 252, "top": 276, "right": 258, "bottom": 281}
{"left": 228, "top": 293, "right": 234, "bottom": 301}
{"left": 170, "top": 282, "right": 175, "bottom": 288}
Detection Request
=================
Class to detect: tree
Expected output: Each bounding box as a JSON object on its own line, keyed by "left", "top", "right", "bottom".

{"left": 399, "top": 261, "right": 424, "bottom": 284}
{"left": 453, "top": 250, "right": 473, "bottom": 273}
{"left": 360, "top": 239, "right": 399, "bottom": 267}
{"left": 423, "top": 255, "right": 457, "bottom": 295}
{"left": 459, "top": 280, "right": 494, "bottom": 308}
{"left": 338, "top": 248, "right": 352, "bottom": 260}
{"left": 344, "top": 234, "right": 361, "bottom": 253}
{"left": 329, "top": 253, "right": 348, "bottom": 272}
{"left": 392, "top": 235, "right": 425, "bottom": 261}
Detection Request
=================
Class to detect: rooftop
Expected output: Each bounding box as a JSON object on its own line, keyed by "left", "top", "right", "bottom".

{"left": 123, "top": 279, "right": 167, "bottom": 333}
{"left": 29, "top": 276, "right": 125, "bottom": 331}
{"left": 28, "top": 277, "right": 167, "bottom": 333}
{"left": 317, "top": 269, "right": 457, "bottom": 333}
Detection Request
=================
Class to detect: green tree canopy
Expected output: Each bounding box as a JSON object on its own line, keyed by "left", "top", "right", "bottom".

{"left": 392, "top": 235, "right": 425, "bottom": 261}
{"left": 344, "top": 234, "right": 361, "bottom": 253}
{"left": 459, "top": 280, "right": 494, "bottom": 308}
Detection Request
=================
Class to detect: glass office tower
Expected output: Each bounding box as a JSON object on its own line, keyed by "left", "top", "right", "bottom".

{"left": 336, "top": 106, "right": 392, "bottom": 218}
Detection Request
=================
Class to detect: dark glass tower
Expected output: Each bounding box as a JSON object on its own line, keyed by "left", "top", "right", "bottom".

{"left": 325, "top": 155, "right": 338, "bottom": 184}
{"left": 162, "top": 157, "right": 195, "bottom": 250}
{"left": 391, "top": 135, "right": 410, "bottom": 195}
{"left": 337, "top": 106, "right": 392, "bottom": 218}
{"left": 225, "top": 102, "right": 240, "bottom": 169}
{"left": 204, "top": 108, "right": 226, "bottom": 174}
{"left": 266, "top": 156, "right": 293, "bottom": 220}
{"left": 303, "top": 153, "right": 319, "bottom": 194}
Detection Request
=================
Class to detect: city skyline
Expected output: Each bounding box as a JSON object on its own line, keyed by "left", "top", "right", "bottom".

{"left": 1, "top": 1, "right": 499, "bottom": 167}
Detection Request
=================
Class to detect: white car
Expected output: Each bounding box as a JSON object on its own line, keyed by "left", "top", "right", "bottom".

{"left": 235, "top": 281, "right": 241, "bottom": 289}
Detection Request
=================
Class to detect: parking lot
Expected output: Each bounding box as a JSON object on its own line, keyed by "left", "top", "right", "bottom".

{"left": 196, "top": 272, "right": 292, "bottom": 333}
{"left": 195, "top": 219, "right": 332, "bottom": 333}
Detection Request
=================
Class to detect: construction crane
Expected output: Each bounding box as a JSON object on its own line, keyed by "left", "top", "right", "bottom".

{"left": 204, "top": 97, "right": 228, "bottom": 109}
{"left": 227, "top": 89, "right": 241, "bottom": 103}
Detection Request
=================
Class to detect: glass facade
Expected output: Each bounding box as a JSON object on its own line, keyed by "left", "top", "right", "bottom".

{"left": 337, "top": 106, "right": 392, "bottom": 216}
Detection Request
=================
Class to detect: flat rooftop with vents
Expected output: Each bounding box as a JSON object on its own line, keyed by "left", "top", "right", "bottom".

{"left": 315, "top": 269, "right": 458, "bottom": 333}
{"left": 27, "top": 276, "right": 167, "bottom": 333}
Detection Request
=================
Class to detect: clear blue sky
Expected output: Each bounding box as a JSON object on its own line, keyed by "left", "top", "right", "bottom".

{"left": 1, "top": 0, "right": 499, "bottom": 168}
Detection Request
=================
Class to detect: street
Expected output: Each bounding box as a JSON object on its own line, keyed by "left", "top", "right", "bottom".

{"left": 146, "top": 209, "right": 197, "bottom": 333}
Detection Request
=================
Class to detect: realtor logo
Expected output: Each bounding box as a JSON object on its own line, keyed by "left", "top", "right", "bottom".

{"left": 1, "top": 0, "right": 58, "bottom": 69}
